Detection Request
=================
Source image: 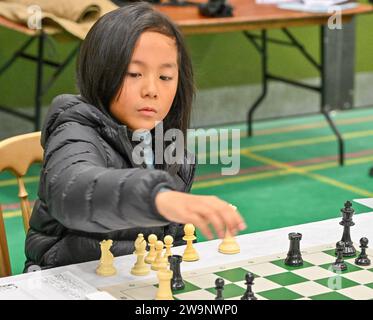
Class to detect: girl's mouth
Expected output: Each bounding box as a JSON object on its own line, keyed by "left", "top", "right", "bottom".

{"left": 138, "top": 107, "right": 157, "bottom": 117}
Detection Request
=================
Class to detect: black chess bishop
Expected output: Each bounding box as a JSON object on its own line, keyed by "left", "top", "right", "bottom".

{"left": 332, "top": 241, "right": 348, "bottom": 272}
{"left": 241, "top": 272, "right": 257, "bottom": 300}
{"left": 284, "top": 232, "right": 304, "bottom": 267}
{"left": 337, "top": 201, "right": 356, "bottom": 257}
{"left": 169, "top": 255, "right": 185, "bottom": 291}
{"left": 215, "top": 278, "right": 224, "bottom": 300}
{"left": 355, "top": 237, "right": 371, "bottom": 266}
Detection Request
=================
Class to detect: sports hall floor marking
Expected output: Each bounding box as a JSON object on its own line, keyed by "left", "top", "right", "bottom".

{"left": 188, "top": 114, "right": 373, "bottom": 141}
{"left": 241, "top": 151, "right": 373, "bottom": 198}
{"left": 2, "top": 149, "right": 371, "bottom": 196}
{"left": 192, "top": 154, "right": 373, "bottom": 194}
{"left": 0, "top": 176, "right": 39, "bottom": 188}
{"left": 1, "top": 112, "right": 373, "bottom": 189}
{"left": 194, "top": 149, "right": 373, "bottom": 182}
{"left": 195, "top": 129, "right": 373, "bottom": 163}
{"left": 253, "top": 115, "right": 373, "bottom": 136}
{"left": 2, "top": 210, "right": 21, "bottom": 219}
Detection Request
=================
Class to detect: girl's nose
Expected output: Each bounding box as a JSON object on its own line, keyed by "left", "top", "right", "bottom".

{"left": 141, "top": 77, "right": 158, "bottom": 99}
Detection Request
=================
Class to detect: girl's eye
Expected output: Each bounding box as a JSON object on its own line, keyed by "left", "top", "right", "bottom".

{"left": 127, "top": 72, "right": 141, "bottom": 78}
{"left": 160, "top": 76, "right": 173, "bottom": 81}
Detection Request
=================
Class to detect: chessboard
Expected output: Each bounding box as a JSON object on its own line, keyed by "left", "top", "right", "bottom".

{"left": 99, "top": 243, "right": 373, "bottom": 300}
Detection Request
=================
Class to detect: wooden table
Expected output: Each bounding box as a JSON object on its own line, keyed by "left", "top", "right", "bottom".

{"left": 157, "top": 0, "right": 373, "bottom": 34}
{"left": 157, "top": 0, "right": 373, "bottom": 166}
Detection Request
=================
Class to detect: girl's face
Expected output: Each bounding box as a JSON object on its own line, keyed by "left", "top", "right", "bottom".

{"left": 110, "top": 31, "right": 179, "bottom": 131}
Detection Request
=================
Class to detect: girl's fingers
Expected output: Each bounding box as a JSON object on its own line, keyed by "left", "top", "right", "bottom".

{"left": 189, "top": 214, "right": 213, "bottom": 240}
{"left": 167, "top": 193, "right": 247, "bottom": 240}
{"left": 197, "top": 208, "right": 226, "bottom": 239}
{"left": 211, "top": 201, "right": 238, "bottom": 232}
{"left": 229, "top": 207, "right": 247, "bottom": 231}
{"left": 204, "top": 198, "right": 247, "bottom": 235}
{"left": 189, "top": 199, "right": 230, "bottom": 239}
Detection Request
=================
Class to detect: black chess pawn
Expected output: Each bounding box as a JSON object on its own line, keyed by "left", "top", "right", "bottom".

{"left": 169, "top": 255, "right": 185, "bottom": 291}
{"left": 284, "top": 233, "right": 304, "bottom": 267}
{"left": 241, "top": 272, "right": 257, "bottom": 300}
{"left": 332, "top": 241, "right": 348, "bottom": 272}
{"left": 337, "top": 201, "right": 356, "bottom": 257}
{"left": 215, "top": 278, "right": 224, "bottom": 300}
{"left": 355, "top": 237, "right": 371, "bottom": 266}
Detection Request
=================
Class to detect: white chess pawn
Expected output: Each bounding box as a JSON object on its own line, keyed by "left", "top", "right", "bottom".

{"left": 131, "top": 233, "right": 150, "bottom": 276}
{"left": 218, "top": 229, "right": 240, "bottom": 254}
{"left": 96, "top": 239, "right": 116, "bottom": 276}
{"left": 145, "top": 234, "right": 157, "bottom": 264}
{"left": 218, "top": 204, "right": 241, "bottom": 254}
{"left": 152, "top": 240, "right": 167, "bottom": 271}
{"left": 164, "top": 235, "right": 174, "bottom": 259}
{"left": 182, "top": 224, "right": 199, "bottom": 262}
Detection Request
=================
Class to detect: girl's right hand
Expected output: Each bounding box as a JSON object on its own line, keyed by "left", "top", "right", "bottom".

{"left": 155, "top": 190, "right": 247, "bottom": 240}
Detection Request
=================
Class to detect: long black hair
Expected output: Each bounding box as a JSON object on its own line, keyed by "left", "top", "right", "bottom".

{"left": 76, "top": 2, "right": 195, "bottom": 136}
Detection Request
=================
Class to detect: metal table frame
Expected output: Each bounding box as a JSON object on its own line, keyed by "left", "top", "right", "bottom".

{"left": 244, "top": 26, "right": 345, "bottom": 165}
{"left": 0, "top": 31, "right": 80, "bottom": 131}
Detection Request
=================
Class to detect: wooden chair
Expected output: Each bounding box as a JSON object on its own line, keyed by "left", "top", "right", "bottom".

{"left": 0, "top": 132, "right": 43, "bottom": 277}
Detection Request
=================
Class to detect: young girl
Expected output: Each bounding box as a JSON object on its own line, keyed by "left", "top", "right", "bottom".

{"left": 24, "top": 2, "right": 246, "bottom": 270}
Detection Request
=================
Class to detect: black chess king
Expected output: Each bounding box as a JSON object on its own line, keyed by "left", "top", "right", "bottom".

{"left": 337, "top": 201, "right": 356, "bottom": 257}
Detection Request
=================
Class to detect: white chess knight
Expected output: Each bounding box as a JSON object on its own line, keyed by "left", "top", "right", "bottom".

{"left": 96, "top": 239, "right": 116, "bottom": 276}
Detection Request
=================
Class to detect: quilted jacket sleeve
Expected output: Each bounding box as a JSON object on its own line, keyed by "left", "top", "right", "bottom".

{"left": 42, "top": 122, "right": 177, "bottom": 233}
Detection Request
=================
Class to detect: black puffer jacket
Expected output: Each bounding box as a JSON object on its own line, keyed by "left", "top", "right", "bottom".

{"left": 24, "top": 94, "right": 196, "bottom": 270}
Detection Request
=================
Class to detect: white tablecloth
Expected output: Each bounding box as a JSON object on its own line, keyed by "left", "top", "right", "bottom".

{"left": 1, "top": 211, "right": 372, "bottom": 299}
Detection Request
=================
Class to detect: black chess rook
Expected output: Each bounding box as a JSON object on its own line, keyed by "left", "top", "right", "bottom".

{"left": 169, "top": 255, "right": 185, "bottom": 291}
{"left": 355, "top": 237, "right": 371, "bottom": 266}
{"left": 284, "top": 232, "right": 303, "bottom": 267}
{"left": 337, "top": 201, "right": 356, "bottom": 257}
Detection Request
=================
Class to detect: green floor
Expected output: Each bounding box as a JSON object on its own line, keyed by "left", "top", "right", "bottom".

{"left": 1, "top": 107, "right": 373, "bottom": 275}
{"left": 192, "top": 108, "right": 373, "bottom": 240}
